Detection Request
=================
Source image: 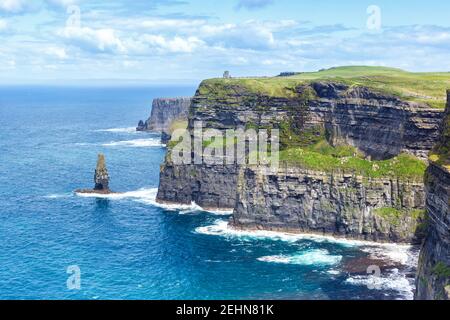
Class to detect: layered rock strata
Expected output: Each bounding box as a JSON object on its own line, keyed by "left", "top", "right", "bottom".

{"left": 232, "top": 166, "right": 426, "bottom": 243}
{"left": 157, "top": 81, "right": 444, "bottom": 218}
{"left": 416, "top": 91, "right": 450, "bottom": 300}
{"left": 137, "top": 97, "right": 191, "bottom": 143}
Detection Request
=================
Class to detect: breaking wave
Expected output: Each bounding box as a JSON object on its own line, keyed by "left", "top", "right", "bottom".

{"left": 194, "top": 220, "right": 360, "bottom": 246}
{"left": 360, "top": 244, "right": 417, "bottom": 266}
{"left": 75, "top": 188, "right": 158, "bottom": 201}
{"left": 94, "top": 127, "right": 138, "bottom": 134}
{"left": 345, "top": 269, "right": 415, "bottom": 300}
{"left": 75, "top": 188, "right": 230, "bottom": 215}
{"left": 344, "top": 243, "right": 419, "bottom": 300}
{"left": 258, "top": 249, "right": 342, "bottom": 266}
{"left": 102, "top": 138, "right": 164, "bottom": 148}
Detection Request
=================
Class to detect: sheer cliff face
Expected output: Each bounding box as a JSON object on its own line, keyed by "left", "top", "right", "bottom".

{"left": 157, "top": 81, "right": 445, "bottom": 242}
{"left": 233, "top": 167, "right": 426, "bottom": 243}
{"left": 416, "top": 92, "right": 450, "bottom": 300}
{"left": 137, "top": 97, "right": 191, "bottom": 132}
{"left": 157, "top": 164, "right": 238, "bottom": 210}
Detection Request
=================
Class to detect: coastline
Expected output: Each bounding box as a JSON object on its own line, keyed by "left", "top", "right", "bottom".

{"left": 228, "top": 222, "right": 417, "bottom": 246}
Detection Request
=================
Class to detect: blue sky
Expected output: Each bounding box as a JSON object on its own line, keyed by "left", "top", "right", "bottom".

{"left": 1, "top": 0, "right": 450, "bottom": 83}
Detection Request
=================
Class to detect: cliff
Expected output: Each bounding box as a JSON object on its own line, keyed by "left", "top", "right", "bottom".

{"left": 190, "top": 80, "right": 443, "bottom": 160}
{"left": 233, "top": 166, "right": 426, "bottom": 243}
{"left": 416, "top": 91, "right": 450, "bottom": 300}
{"left": 157, "top": 67, "right": 448, "bottom": 243}
{"left": 137, "top": 97, "right": 191, "bottom": 143}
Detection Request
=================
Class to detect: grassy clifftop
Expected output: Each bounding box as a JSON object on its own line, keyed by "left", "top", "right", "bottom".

{"left": 200, "top": 66, "right": 450, "bottom": 109}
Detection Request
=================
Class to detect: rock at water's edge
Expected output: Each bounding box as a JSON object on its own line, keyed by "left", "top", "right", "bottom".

{"left": 76, "top": 154, "right": 117, "bottom": 195}
{"left": 94, "top": 154, "right": 109, "bottom": 191}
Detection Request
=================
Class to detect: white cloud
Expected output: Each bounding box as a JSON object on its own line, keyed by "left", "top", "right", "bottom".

{"left": 44, "top": 46, "right": 68, "bottom": 59}
{"left": 59, "top": 27, "right": 127, "bottom": 54}
{"left": 0, "top": 0, "right": 77, "bottom": 13}
{"left": 0, "top": 0, "right": 26, "bottom": 13}
{"left": 141, "top": 34, "right": 204, "bottom": 53}
{"left": 200, "top": 21, "right": 275, "bottom": 50}
{"left": 139, "top": 18, "right": 206, "bottom": 30}
{"left": 0, "top": 19, "right": 8, "bottom": 31}
{"left": 46, "top": 0, "right": 78, "bottom": 7}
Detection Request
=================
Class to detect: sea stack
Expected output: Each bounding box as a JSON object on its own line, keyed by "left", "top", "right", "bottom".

{"left": 94, "top": 154, "right": 110, "bottom": 191}
{"left": 76, "top": 154, "right": 116, "bottom": 195}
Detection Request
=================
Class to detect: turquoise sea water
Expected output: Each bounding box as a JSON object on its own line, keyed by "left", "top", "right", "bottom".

{"left": 0, "top": 85, "right": 417, "bottom": 300}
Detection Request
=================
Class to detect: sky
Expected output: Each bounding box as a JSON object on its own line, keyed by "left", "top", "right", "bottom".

{"left": 1, "top": 0, "right": 450, "bottom": 84}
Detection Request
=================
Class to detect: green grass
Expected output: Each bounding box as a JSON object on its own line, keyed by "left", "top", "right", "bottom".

{"left": 200, "top": 66, "right": 450, "bottom": 109}
{"left": 373, "top": 208, "right": 426, "bottom": 226}
{"left": 373, "top": 208, "right": 404, "bottom": 226}
{"left": 168, "top": 119, "right": 188, "bottom": 134}
{"left": 432, "top": 262, "right": 450, "bottom": 278}
{"left": 278, "top": 140, "right": 427, "bottom": 180}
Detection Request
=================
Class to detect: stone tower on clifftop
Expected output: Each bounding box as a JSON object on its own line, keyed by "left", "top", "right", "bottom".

{"left": 94, "top": 154, "right": 110, "bottom": 191}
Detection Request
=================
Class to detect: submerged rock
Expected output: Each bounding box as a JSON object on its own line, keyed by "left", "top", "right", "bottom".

{"left": 76, "top": 154, "right": 117, "bottom": 195}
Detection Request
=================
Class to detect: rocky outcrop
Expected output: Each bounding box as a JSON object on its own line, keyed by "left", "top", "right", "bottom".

{"left": 76, "top": 154, "right": 115, "bottom": 195}
{"left": 416, "top": 91, "right": 450, "bottom": 300}
{"left": 232, "top": 166, "right": 426, "bottom": 243}
{"left": 137, "top": 97, "right": 191, "bottom": 143}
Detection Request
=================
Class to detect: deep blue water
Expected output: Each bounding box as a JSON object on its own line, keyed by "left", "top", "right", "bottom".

{"left": 0, "top": 85, "right": 416, "bottom": 300}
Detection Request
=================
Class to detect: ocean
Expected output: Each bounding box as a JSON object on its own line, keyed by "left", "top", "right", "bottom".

{"left": 0, "top": 85, "right": 418, "bottom": 300}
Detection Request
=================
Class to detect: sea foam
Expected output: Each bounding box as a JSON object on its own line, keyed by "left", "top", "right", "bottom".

{"left": 345, "top": 269, "right": 415, "bottom": 300}
{"left": 43, "top": 193, "right": 72, "bottom": 199}
{"left": 195, "top": 220, "right": 360, "bottom": 246}
{"left": 95, "top": 127, "right": 138, "bottom": 134}
{"left": 75, "top": 188, "right": 230, "bottom": 215}
{"left": 102, "top": 138, "right": 164, "bottom": 148}
{"left": 258, "top": 249, "right": 342, "bottom": 266}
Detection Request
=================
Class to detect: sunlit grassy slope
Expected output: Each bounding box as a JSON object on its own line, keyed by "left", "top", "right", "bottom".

{"left": 278, "top": 140, "right": 427, "bottom": 181}
{"left": 200, "top": 66, "right": 450, "bottom": 109}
